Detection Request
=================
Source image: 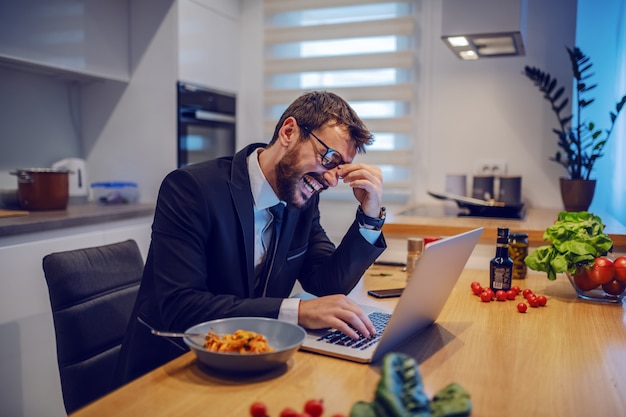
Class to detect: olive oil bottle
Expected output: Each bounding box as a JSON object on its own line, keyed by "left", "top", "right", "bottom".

{"left": 490, "top": 228, "right": 513, "bottom": 291}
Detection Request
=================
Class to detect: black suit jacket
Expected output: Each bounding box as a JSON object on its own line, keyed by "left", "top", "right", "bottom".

{"left": 116, "top": 144, "right": 386, "bottom": 383}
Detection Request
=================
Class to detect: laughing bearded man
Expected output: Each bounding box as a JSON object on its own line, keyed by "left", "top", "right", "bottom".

{"left": 116, "top": 91, "right": 387, "bottom": 384}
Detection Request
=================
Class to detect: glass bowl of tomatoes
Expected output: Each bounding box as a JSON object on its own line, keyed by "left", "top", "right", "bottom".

{"left": 565, "top": 256, "right": 626, "bottom": 304}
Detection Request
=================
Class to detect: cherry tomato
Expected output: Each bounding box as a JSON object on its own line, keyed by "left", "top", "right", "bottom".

{"left": 483, "top": 288, "right": 495, "bottom": 299}
{"left": 602, "top": 279, "right": 626, "bottom": 296}
{"left": 495, "top": 290, "right": 507, "bottom": 301}
{"left": 527, "top": 295, "right": 539, "bottom": 307}
{"left": 536, "top": 295, "right": 547, "bottom": 306}
{"left": 511, "top": 285, "right": 521, "bottom": 295}
{"left": 480, "top": 291, "right": 492, "bottom": 302}
{"left": 613, "top": 256, "right": 626, "bottom": 283}
{"left": 471, "top": 281, "right": 483, "bottom": 295}
{"left": 573, "top": 268, "right": 599, "bottom": 291}
{"left": 505, "top": 290, "right": 516, "bottom": 300}
{"left": 279, "top": 408, "right": 299, "bottom": 417}
{"left": 250, "top": 402, "right": 268, "bottom": 417}
{"left": 517, "top": 303, "right": 527, "bottom": 313}
{"left": 522, "top": 288, "right": 533, "bottom": 298}
{"left": 304, "top": 399, "right": 324, "bottom": 417}
{"left": 589, "top": 257, "right": 615, "bottom": 285}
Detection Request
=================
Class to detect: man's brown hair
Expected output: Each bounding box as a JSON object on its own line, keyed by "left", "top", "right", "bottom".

{"left": 269, "top": 91, "right": 374, "bottom": 153}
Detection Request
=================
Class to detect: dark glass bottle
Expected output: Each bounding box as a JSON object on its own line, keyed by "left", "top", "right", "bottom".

{"left": 490, "top": 228, "right": 513, "bottom": 291}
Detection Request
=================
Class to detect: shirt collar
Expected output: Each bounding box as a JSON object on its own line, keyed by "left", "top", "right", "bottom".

{"left": 247, "top": 147, "right": 281, "bottom": 211}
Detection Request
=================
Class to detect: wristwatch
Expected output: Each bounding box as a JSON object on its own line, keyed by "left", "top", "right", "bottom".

{"left": 356, "top": 205, "right": 386, "bottom": 231}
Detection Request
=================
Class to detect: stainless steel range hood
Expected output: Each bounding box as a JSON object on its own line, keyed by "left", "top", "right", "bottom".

{"left": 441, "top": 0, "right": 527, "bottom": 60}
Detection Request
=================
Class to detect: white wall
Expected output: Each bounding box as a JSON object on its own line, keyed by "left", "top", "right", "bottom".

{"left": 237, "top": 0, "right": 578, "bottom": 210}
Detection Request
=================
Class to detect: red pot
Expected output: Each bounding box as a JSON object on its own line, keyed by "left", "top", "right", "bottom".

{"left": 11, "top": 169, "right": 69, "bottom": 210}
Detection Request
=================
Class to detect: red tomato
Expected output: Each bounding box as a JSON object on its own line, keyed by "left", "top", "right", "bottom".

{"left": 522, "top": 288, "right": 533, "bottom": 298}
{"left": 480, "top": 291, "right": 492, "bottom": 302}
{"left": 527, "top": 295, "right": 539, "bottom": 307}
{"left": 589, "top": 257, "right": 615, "bottom": 285}
{"left": 614, "top": 256, "right": 626, "bottom": 283}
{"left": 536, "top": 295, "right": 547, "bottom": 306}
{"left": 495, "top": 290, "right": 507, "bottom": 301}
{"left": 471, "top": 281, "right": 483, "bottom": 295}
{"left": 511, "top": 286, "right": 521, "bottom": 295}
{"left": 250, "top": 402, "right": 268, "bottom": 417}
{"left": 304, "top": 399, "right": 324, "bottom": 417}
{"left": 279, "top": 408, "right": 299, "bottom": 417}
{"left": 517, "top": 303, "right": 527, "bottom": 313}
{"left": 505, "top": 290, "right": 516, "bottom": 300}
{"left": 573, "top": 268, "right": 600, "bottom": 291}
{"left": 602, "top": 279, "right": 626, "bottom": 296}
{"left": 483, "top": 288, "right": 495, "bottom": 299}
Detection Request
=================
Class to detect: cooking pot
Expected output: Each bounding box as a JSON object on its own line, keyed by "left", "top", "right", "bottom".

{"left": 10, "top": 169, "right": 69, "bottom": 210}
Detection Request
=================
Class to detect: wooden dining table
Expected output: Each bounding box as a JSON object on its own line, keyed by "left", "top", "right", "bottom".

{"left": 71, "top": 265, "right": 626, "bottom": 417}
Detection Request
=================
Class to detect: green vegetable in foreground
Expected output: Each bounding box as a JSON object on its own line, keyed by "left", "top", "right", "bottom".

{"left": 349, "top": 353, "right": 471, "bottom": 417}
{"left": 525, "top": 211, "right": 613, "bottom": 280}
{"left": 430, "top": 383, "right": 472, "bottom": 417}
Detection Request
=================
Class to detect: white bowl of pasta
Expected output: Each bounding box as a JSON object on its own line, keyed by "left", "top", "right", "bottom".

{"left": 183, "top": 317, "right": 307, "bottom": 374}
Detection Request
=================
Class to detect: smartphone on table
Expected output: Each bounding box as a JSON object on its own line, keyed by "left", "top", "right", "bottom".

{"left": 367, "top": 288, "right": 404, "bottom": 298}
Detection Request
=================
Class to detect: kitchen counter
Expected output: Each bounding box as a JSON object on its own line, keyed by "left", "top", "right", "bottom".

{"left": 0, "top": 203, "right": 155, "bottom": 238}
{"left": 383, "top": 205, "right": 626, "bottom": 252}
{"left": 72, "top": 266, "right": 626, "bottom": 417}
{"left": 0, "top": 202, "right": 154, "bottom": 417}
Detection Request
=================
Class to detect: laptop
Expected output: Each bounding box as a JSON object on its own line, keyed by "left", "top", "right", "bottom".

{"left": 299, "top": 227, "right": 483, "bottom": 363}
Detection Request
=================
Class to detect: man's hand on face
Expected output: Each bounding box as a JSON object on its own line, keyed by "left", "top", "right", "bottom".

{"left": 298, "top": 295, "right": 377, "bottom": 339}
{"left": 336, "top": 164, "right": 383, "bottom": 217}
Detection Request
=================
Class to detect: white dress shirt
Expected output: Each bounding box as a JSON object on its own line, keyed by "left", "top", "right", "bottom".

{"left": 246, "top": 147, "right": 381, "bottom": 324}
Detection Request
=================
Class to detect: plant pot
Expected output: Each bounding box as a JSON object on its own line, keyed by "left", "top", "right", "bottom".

{"left": 559, "top": 178, "right": 596, "bottom": 212}
{"left": 565, "top": 267, "right": 626, "bottom": 304}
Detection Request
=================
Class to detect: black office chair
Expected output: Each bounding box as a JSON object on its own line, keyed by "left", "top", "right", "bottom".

{"left": 42, "top": 239, "right": 144, "bottom": 414}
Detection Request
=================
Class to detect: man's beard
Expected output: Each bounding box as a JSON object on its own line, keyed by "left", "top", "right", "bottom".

{"left": 274, "top": 146, "right": 327, "bottom": 209}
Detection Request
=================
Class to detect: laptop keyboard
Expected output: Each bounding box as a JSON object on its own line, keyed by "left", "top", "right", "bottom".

{"left": 316, "top": 311, "right": 390, "bottom": 350}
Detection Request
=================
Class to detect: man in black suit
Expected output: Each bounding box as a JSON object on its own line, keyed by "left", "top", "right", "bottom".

{"left": 116, "top": 91, "right": 387, "bottom": 384}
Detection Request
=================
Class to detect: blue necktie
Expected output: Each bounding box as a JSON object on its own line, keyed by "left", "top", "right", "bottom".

{"left": 255, "top": 203, "right": 284, "bottom": 297}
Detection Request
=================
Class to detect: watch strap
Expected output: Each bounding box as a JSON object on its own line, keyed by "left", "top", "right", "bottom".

{"left": 356, "top": 206, "right": 386, "bottom": 231}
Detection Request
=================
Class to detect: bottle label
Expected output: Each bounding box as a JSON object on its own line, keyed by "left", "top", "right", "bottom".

{"left": 491, "top": 266, "right": 512, "bottom": 290}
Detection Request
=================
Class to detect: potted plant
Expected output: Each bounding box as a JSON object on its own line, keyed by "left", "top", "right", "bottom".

{"left": 523, "top": 47, "right": 626, "bottom": 211}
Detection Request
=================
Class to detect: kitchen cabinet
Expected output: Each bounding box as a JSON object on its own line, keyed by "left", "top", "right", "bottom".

{"left": 0, "top": 216, "right": 152, "bottom": 417}
{"left": 0, "top": 0, "right": 130, "bottom": 83}
{"left": 177, "top": 0, "right": 240, "bottom": 92}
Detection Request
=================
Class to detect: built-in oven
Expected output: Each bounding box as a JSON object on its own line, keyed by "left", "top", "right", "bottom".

{"left": 177, "top": 81, "right": 236, "bottom": 168}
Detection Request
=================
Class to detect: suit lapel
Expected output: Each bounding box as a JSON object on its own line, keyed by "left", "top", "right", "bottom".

{"left": 228, "top": 144, "right": 265, "bottom": 297}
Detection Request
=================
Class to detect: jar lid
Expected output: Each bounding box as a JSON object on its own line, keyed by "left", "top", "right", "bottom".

{"left": 407, "top": 237, "right": 424, "bottom": 251}
{"left": 509, "top": 231, "right": 529, "bottom": 238}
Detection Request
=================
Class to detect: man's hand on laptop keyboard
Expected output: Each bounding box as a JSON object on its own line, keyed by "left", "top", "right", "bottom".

{"left": 298, "top": 294, "right": 377, "bottom": 339}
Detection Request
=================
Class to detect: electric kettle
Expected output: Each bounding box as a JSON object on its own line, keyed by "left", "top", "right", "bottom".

{"left": 52, "top": 158, "right": 89, "bottom": 199}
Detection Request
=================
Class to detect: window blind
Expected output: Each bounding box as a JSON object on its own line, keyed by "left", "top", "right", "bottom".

{"left": 263, "top": 0, "right": 416, "bottom": 201}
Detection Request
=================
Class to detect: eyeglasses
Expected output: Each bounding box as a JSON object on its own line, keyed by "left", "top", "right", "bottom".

{"left": 300, "top": 125, "right": 346, "bottom": 170}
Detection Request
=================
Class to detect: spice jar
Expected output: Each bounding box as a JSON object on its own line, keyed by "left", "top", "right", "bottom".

{"left": 406, "top": 237, "right": 424, "bottom": 279}
{"left": 509, "top": 232, "right": 529, "bottom": 279}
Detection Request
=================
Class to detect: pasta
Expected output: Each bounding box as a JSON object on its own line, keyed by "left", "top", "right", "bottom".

{"left": 205, "top": 329, "right": 274, "bottom": 354}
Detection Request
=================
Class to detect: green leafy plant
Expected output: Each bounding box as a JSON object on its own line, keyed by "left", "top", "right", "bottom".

{"left": 523, "top": 46, "right": 626, "bottom": 180}
{"left": 525, "top": 211, "right": 613, "bottom": 280}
